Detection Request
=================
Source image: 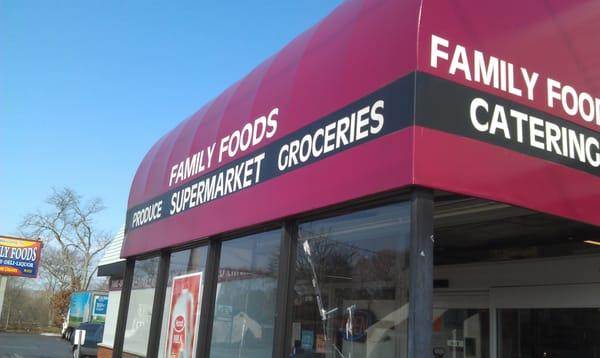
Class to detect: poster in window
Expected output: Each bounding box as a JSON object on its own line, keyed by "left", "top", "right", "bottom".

{"left": 165, "top": 272, "right": 203, "bottom": 358}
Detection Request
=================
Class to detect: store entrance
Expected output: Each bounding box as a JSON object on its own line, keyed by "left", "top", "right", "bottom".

{"left": 433, "top": 195, "right": 600, "bottom": 358}
{"left": 432, "top": 285, "right": 600, "bottom": 358}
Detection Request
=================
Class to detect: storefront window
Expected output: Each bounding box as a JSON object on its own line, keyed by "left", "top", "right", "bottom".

{"left": 123, "top": 256, "right": 160, "bottom": 357}
{"left": 159, "top": 246, "right": 208, "bottom": 358}
{"left": 290, "top": 203, "right": 410, "bottom": 358}
{"left": 209, "top": 230, "right": 281, "bottom": 358}
{"left": 100, "top": 278, "right": 123, "bottom": 349}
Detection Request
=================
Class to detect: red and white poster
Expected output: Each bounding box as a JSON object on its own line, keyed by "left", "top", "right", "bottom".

{"left": 165, "top": 272, "right": 203, "bottom": 358}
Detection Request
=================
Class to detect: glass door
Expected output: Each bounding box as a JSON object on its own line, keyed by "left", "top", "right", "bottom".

{"left": 433, "top": 292, "right": 490, "bottom": 358}
{"left": 497, "top": 308, "right": 600, "bottom": 358}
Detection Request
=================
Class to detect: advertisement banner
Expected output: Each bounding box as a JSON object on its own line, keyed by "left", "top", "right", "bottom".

{"left": 68, "top": 291, "right": 92, "bottom": 326}
{"left": 92, "top": 294, "right": 108, "bottom": 322}
{"left": 165, "top": 272, "right": 203, "bottom": 358}
{"left": 0, "top": 236, "right": 42, "bottom": 278}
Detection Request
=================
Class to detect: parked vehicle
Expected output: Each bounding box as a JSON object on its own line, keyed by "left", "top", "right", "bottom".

{"left": 62, "top": 291, "right": 108, "bottom": 341}
{"left": 71, "top": 322, "right": 104, "bottom": 358}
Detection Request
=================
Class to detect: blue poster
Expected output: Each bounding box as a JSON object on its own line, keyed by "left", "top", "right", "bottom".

{"left": 301, "top": 330, "right": 314, "bottom": 350}
{"left": 93, "top": 295, "right": 108, "bottom": 315}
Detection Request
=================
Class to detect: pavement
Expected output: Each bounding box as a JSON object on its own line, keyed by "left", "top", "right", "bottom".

{"left": 0, "top": 333, "right": 71, "bottom": 358}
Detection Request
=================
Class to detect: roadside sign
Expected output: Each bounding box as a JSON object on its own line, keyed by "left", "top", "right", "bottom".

{"left": 0, "top": 236, "right": 42, "bottom": 278}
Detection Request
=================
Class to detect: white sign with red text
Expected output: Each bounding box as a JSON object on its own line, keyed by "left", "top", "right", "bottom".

{"left": 165, "top": 272, "right": 203, "bottom": 358}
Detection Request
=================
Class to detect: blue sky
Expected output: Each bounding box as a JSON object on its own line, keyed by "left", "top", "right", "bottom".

{"left": 1, "top": 1, "right": 341, "bottom": 237}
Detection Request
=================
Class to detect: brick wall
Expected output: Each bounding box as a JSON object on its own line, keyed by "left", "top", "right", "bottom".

{"left": 97, "top": 345, "right": 143, "bottom": 358}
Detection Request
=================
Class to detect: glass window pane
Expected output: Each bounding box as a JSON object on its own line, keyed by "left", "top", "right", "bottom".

{"left": 159, "top": 246, "right": 208, "bottom": 358}
{"left": 291, "top": 203, "right": 410, "bottom": 358}
{"left": 498, "top": 308, "right": 600, "bottom": 358}
{"left": 123, "top": 256, "right": 160, "bottom": 357}
{"left": 209, "top": 230, "right": 281, "bottom": 358}
{"left": 100, "top": 281, "right": 122, "bottom": 348}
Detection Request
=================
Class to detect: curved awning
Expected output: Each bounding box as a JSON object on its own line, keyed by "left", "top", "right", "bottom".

{"left": 124, "top": 0, "right": 600, "bottom": 257}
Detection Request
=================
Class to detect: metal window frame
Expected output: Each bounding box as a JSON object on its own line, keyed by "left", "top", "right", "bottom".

{"left": 408, "top": 187, "right": 434, "bottom": 358}
{"left": 195, "top": 239, "right": 222, "bottom": 358}
{"left": 112, "top": 258, "right": 134, "bottom": 358}
{"left": 272, "top": 221, "right": 298, "bottom": 358}
{"left": 146, "top": 251, "right": 170, "bottom": 357}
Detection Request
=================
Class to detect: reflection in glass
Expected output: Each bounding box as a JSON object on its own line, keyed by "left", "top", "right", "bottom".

{"left": 123, "top": 256, "right": 160, "bottom": 357}
{"left": 290, "top": 203, "right": 410, "bottom": 358}
{"left": 209, "top": 230, "right": 281, "bottom": 358}
{"left": 159, "top": 247, "right": 208, "bottom": 358}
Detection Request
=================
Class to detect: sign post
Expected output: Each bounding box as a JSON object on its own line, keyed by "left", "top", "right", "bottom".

{"left": 0, "top": 276, "right": 6, "bottom": 323}
{"left": 74, "top": 329, "right": 86, "bottom": 356}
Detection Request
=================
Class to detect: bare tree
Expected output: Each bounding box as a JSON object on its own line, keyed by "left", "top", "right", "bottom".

{"left": 20, "top": 188, "right": 112, "bottom": 291}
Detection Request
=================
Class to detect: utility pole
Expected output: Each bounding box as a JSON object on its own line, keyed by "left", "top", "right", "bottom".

{"left": 0, "top": 276, "right": 7, "bottom": 325}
